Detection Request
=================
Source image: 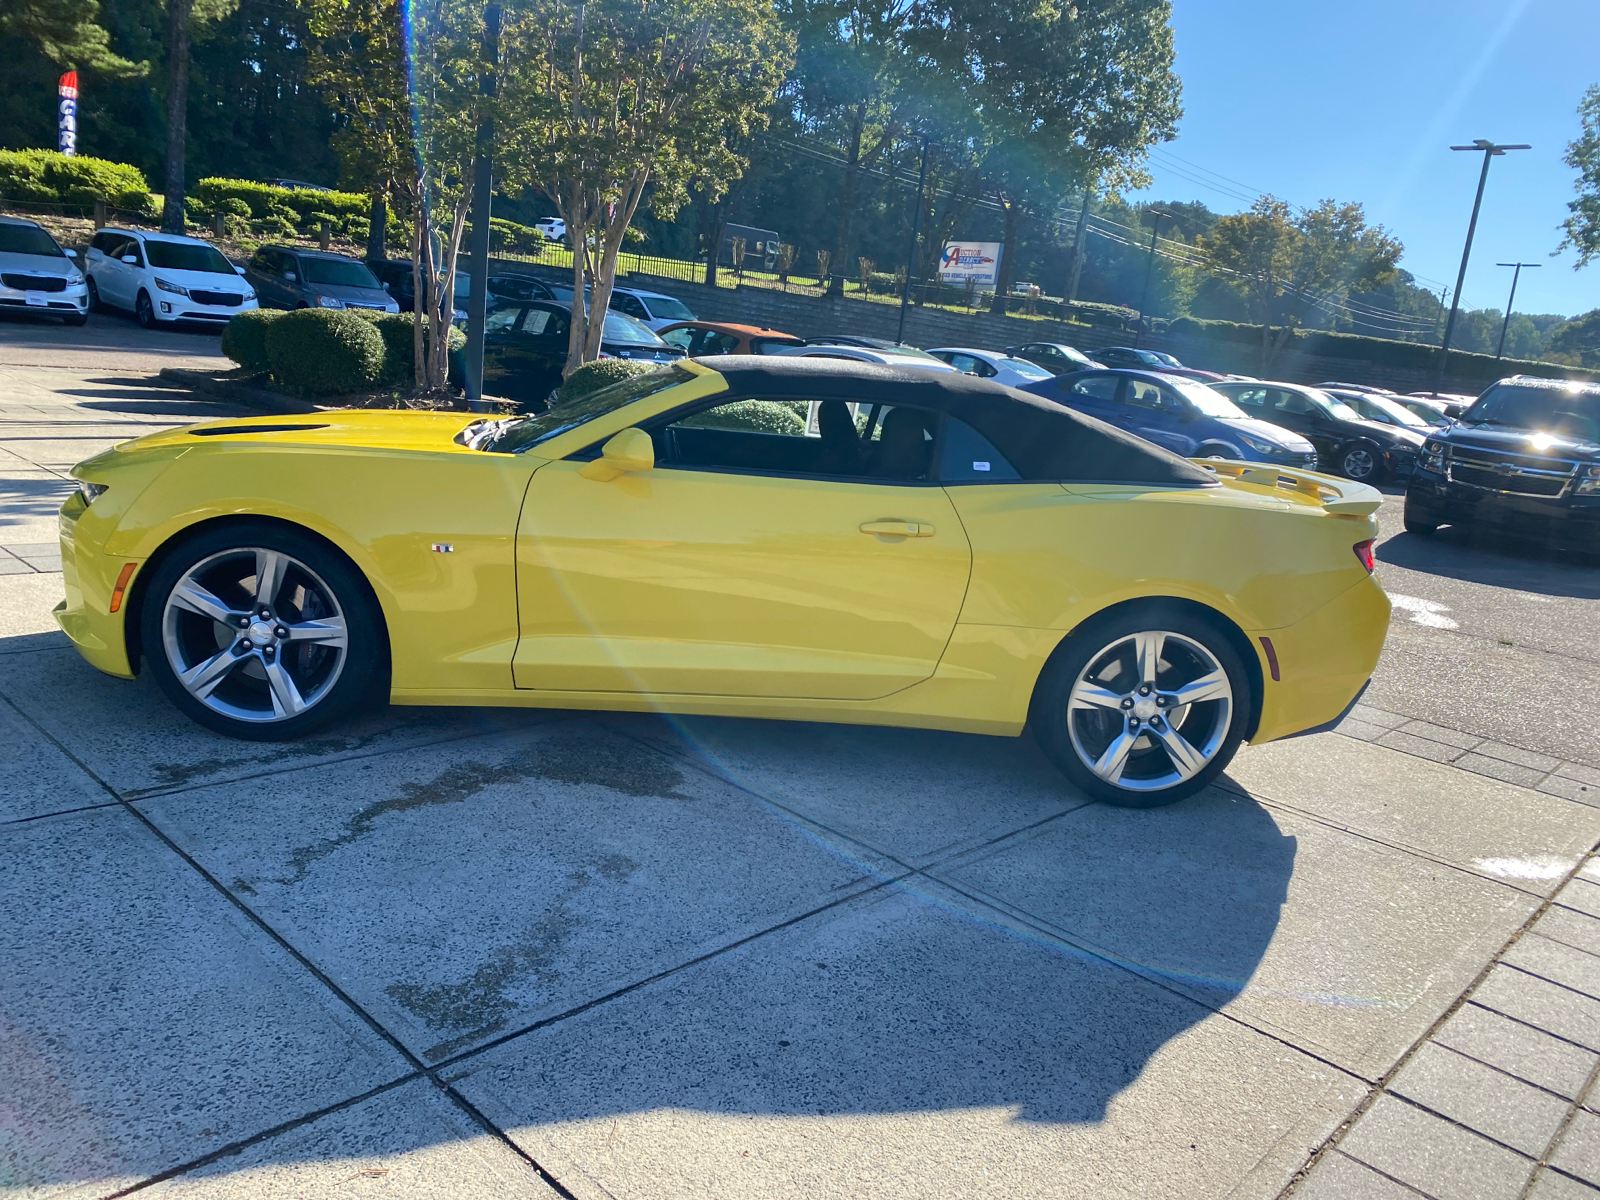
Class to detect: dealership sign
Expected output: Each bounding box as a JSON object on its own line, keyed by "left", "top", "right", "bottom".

{"left": 939, "top": 241, "right": 1002, "bottom": 285}
{"left": 57, "top": 71, "right": 77, "bottom": 155}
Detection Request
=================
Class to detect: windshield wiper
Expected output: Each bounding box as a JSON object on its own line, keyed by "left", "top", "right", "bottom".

{"left": 454, "top": 416, "right": 523, "bottom": 451}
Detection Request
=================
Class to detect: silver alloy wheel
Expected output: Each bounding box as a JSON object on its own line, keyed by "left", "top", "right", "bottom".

{"left": 1065, "top": 630, "right": 1233, "bottom": 793}
{"left": 160, "top": 547, "right": 349, "bottom": 723}
{"left": 1342, "top": 446, "right": 1377, "bottom": 479}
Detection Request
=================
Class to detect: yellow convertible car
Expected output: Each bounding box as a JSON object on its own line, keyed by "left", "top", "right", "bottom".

{"left": 57, "top": 357, "right": 1389, "bottom": 807}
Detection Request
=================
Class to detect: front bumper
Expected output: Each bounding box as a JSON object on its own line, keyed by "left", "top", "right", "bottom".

{"left": 1249, "top": 574, "right": 1390, "bottom": 745}
{"left": 156, "top": 295, "right": 260, "bottom": 323}
{"left": 1408, "top": 468, "right": 1600, "bottom": 541}
{"left": 54, "top": 490, "right": 137, "bottom": 678}
{"left": 0, "top": 280, "right": 88, "bottom": 314}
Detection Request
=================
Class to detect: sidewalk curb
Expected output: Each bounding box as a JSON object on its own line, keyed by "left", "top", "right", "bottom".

{"left": 156, "top": 367, "right": 320, "bottom": 415}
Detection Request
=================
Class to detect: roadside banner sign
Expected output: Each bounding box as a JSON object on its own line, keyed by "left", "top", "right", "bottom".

{"left": 57, "top": 71, "right": 77, "bottom": 156}
{"left": 939, "top": 241, "right": 1002, "bottom": 285}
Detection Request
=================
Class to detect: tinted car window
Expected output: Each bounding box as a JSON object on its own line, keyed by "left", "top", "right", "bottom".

{"left": 1227, "top": 387, "right": 1268, "bottom": 410}
{"left": 938, "top": 416, "right": 1021, "bottom": 482}
{"left": 751, "top": 337, "right": 804, "bottom": 354}
{"left": 90, "top": 231, "right": 121, "bottom": 254}
{"left": 1069, "top": 375, "right": 1121, "bottom": 401}
{"left": 0, "top": 224, "right": 65, "bottom": 257}
{"left": 1124, "top": 379, "right": 1178, "bottom": 411}
{"left": 522, "top": 307, "right": 570, "bottom": 337}
{"left": 144, "top": 239, "right": 235, "bottom": 274}
{"left": 611, "top": 293, "right": 648, "bottom": 319}
{"left": 301, "top": 257, "right": 379, "bottom": 287}
{"left": 660, "top": 328, "right": 694, "bottom": 351}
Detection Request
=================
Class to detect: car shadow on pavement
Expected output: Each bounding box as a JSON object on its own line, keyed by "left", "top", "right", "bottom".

{"left": 1378, "top": 528, "right": 1600, "bottom": 594}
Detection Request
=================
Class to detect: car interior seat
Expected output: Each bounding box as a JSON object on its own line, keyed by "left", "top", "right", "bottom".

{"left": 868, "top": 406, "right": 934, "bottom": 480}
{"left": 811, "top": 399, "right": 863, "bottom": 475}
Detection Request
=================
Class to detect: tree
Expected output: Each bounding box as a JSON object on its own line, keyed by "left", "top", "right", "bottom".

{"left": 1548, "top": 309, "right": 1600, "bottom": 368}
{"left": 1200, "top": 196, "right": 1401, "bottom": 370}
{"left": 1559, "top": 84, "right": 1600, "bottom": 269}
{"left": 0, "top": 0, "right": 143, "bottom": 72}
{"left": 910, "top": 0, "right": 1184, "bottom": 314}
{"left": 501, "top": 0, "right": 793, "bottom": 374}
{"left": 159, "top": 0, "right": 238, "bottom": 232}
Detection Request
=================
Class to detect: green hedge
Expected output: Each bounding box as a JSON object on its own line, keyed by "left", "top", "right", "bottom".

{"left": 680, "top": 398, "right": 806, "bottom": 434}
{"left": 1164, "top": 317, "right": 1600, "bottom": 384}
{"left": 191, "top": 178, "right": 374, "bottom": 239}
{"left": 555, "top": 359, "right": 659, "bottom": 405}
{"left": 220, "top": 308, "right": 280, "bottom": 373}
{"left": 0, "top": 150, "right": 152, "bottom": 212}
{"left": 355, "top": 311, "right": 465, "bottom": 386}
{"left": 262, "top": 308, "right": 384, "bottom": 395}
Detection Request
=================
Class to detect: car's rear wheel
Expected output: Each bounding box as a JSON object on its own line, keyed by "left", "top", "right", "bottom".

{"left": 1338, "top": 441, "right": 1383, "bottom": 482}
{"left": 135, "top": 289, "right": 158, "bottom": 329}
{"left": 141, "top": 523, "right": 384, "bottom": 740}
{"left": 1032, "top": 606, "right": 1250, "bottom": 808}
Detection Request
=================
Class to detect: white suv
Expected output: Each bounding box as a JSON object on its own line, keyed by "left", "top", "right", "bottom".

{"left": 85, "top": 227, "right": 258, "bottom": 329}
{"left": 0, "top": 216, "right": 89, "bottom": 325}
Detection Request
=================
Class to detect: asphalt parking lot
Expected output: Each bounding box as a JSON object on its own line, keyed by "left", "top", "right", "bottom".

{"left": 5, "top": 315, "right": 1600, "bottom": 1200}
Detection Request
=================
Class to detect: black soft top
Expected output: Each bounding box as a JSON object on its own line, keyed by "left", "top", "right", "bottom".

{"left": 704, "top": 356, "right": 1216, "bottom": 487}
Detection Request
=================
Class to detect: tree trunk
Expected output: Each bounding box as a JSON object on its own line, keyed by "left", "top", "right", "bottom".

{"left": 409, "top": 204, "right": 426, "bottom": 388}
{"left": 160, "top": 0, "right": 195, "bottom": 234}
{"left": 366, "top": 193, "right": 387, "bottom": 264}
{"left": 989, "top": 199, "right": 1020, "bottom": 315}
{"left": 827, "top": 105, "right": 867, "bottom": 299}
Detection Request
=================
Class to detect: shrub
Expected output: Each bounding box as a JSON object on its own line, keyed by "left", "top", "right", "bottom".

{"left": 220, "top": 309, "right": 282, "bottom": 373}
{"left": 354, "top": 311, "right": 465, "bottom": 386}
{"left": 555, "top": 359, "right": 659, "bottom": 405}
{"left": 263, "top": 308, "right": 385, "bottom": 395}
{"left": 251, "top": 213, "right": 297, "bottom": 238}
{"left": 0, "top": 150, "right": 151, "bottom": 212}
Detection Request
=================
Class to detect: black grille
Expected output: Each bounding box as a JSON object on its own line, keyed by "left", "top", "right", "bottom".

{"left": 3, "top": 273, "right": 67, "bottom": 292}
{"left": 1450, "top": 465, "right": 1567, "bottom": 496}
{"left": 188, "top": 289, "right": 243, "bottom": 307}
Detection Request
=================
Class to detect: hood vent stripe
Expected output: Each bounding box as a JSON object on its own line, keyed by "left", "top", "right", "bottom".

{"left": 190, "top": 424, "right": 331, "bottom": 437}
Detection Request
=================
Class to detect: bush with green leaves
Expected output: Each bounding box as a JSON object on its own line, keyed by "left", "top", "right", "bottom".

{"left": 555, "top": 359, "right": 660, "bottom": 405}
{"left": 355, "top": 312, "right": 465, "bottom": 386}
{"left": 679, "top": 398, "right": 806, "bottom": 435}
{"left": 262, "top": 308, "right": 385, "bottom": 395}
{"left": 220, "top": 309, "right": 282, "bottom": 374}
{"left": 193, "top": 178, "right": 368, "bottom": 233}
{"left": 0, "top": 150, "right": 151, "bottom": 212}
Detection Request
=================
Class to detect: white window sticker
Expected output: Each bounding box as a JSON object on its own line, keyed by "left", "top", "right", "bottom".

{"left": 972, "top": 461, "right": 991, "bottom": 471}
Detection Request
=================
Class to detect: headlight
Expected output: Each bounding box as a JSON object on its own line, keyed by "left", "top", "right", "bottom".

{"left": 1237, "top": 432, "right": 1279, "bottom": 454}
{"left": 153, "top": 277, "right": 189, "bottom": 296}
{"left": 317, "top": 295, "right": 345, "bottom": 308}
{"left": 1578, "top": 465, "right": 1600, "bottom": 495}
{"left": 67, "top": 270, "right": 84, "bottom": 286}
{"left": 1420, "top": 440, "right": 1447, "bottom": 471}
{"left": 76, "top": 480, "right": 107, "bottom": 505}
{"left": 243, "top": 287, "right": 256, "bottom": 300}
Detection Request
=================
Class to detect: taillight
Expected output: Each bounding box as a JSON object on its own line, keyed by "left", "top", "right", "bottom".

{"left": 1353, "top": 539, "right": 1375, "bottom": 573}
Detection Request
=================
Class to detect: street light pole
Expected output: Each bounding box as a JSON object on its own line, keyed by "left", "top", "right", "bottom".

{"left": 463, "top": 2, "right": 501, "bottom": 413}
{"left": 1066, "top": 186, "right": 1092, "bottom": 303}
{"left": 1133, "top": 209, "right": 1167, "bottom": 349}
{"left": 1493, "top": 261, "right": 1540, "bottom": 361}
{"left": 896, "top": 137, "right": 933, "bottom": 347}
{"left": 1436, "top": 139, "right": 1530, "bottom": 386}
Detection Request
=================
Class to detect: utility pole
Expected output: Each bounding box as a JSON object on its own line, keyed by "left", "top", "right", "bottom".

{"left": 1067, "top": 187, "right": 1092, "bottom": 303}
{"left": 1493, "top": 261, "right": 1540, "bottom": 361}
{"left": 463, "top": 2, "right": 501, "bottom": 413}
{"left": 1133, "top": 209, "right": 1168, "bottom": 349}
{"left": 896, "top": 137, "right": 934, "bottom": 347}
{"left": 1437, "top": 140, "right": 1530, "bottom": 386}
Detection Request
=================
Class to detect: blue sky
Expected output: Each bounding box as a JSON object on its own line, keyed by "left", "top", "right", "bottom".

{"left": 1124, "top": 0, "right": 1600, "bottom": 318}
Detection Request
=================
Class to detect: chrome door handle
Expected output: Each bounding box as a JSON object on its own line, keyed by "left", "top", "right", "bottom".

{"left": 860, "top": 520, "right": 934, "bottom": 538}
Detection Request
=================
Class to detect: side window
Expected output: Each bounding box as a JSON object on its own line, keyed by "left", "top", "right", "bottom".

{"left": 700, "top": 331, "right": 739, "bottom": 355}
{"left": 281, "top": 254, "right": 299, "bottom": 280}
{"left": 937, "top": 417, "right": 1021, "bottom": 482}
{"left": 248, "top": 248, "right": 272, "bottom": 272}
{"left": 751, "top": 338, "right": 803, "bottom": 355}
{"left": 122, "top": 238, "right": 144, "bottom": 266}
{"left": 1229, "top": 387, "right": 1267, "bottom": 410}
{"left": 90, "top": 232, "right": 118, "bottom": 254}
{"left": 1272, "top": 389, "right": 1313, "bottom": 415}
{"left": 1124, "top": 379, "right": 1164, "bottom": 409}
{"left": 1068, "top": 375, "right": 1121, "bottom": 402}
{"left": 522, "top": 308, "right": 569, "bottom": 338}
{"left": 948, "top": 353, "right": 980, "bottom": 374}
{"left": 660, "top": 327, "right": 694, "bottom": 351}
{"left": 612, "top": 294, "right": 648, "bottom": 319}
{"left": 484, "top": 307, "right": 520, "bottom": 335}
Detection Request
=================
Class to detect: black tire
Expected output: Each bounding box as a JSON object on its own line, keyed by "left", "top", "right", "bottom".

{"left": 135, "top": 289, "right": 158, "bottom": 330}
{"left": 1403, "top": 493, "right": 1441, "bottom": 535}
{"left": 140, "top": 521, "right": 385, "bottom": 741}
{"left": 86, "top": 277, "right": 104, "bottom": 313}
{"left": 1031, "top": 604, "right": 1252, "bottom": 808}
{"left": 1194, "top": 443, "right": 1234, "bottom": 460}
{"left": 1337, "top": 441, "right": 1384, "bottom": 483}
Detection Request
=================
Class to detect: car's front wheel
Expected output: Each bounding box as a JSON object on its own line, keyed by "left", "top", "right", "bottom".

{"left": 141, "top": 523, "right": 385, "bottom": 740}
{"left": 1032, "top": 605, "right": 1251, "bottom": 808}
{"left": 135, "top": 289, "right": 158, "bottom": 329}
{"left": 86, "top": 277, "right": 104, "bottom": 313}
{"left": 1403, "top": 493, "right": 1442, "bottom": 535}
{"left": 1338, "top": 441, "right": 1383, "bottom": 482}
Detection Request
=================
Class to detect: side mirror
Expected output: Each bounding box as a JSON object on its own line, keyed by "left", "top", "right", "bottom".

{"left": 382, "top": 282, "right": 391, "bottom": 293}
{"left": 578, "top": 427, "right": 654, "bottom": 481}
{"left": 64, "top": 248, "right": 78, "bottom": 258}
{"left": 284, "top": 272, "right": 297, "bottom": 282}
{"left": 120, "top": 254, "right": 138, "bottom": 265}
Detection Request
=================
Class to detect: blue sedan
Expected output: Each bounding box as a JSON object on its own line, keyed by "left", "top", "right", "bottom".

{"left": 1022, "top": 369, "right": 1319, "bottom": 468}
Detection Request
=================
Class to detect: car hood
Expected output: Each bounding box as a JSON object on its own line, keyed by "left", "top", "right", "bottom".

{"left": 150, "top": 266, "right": 249, "bottom": 289}
{"left": 93, "top": 411, "right": 484, "bottom": 461}
{"left": 1442, "top": 424, "right": 1600, "bottom": 460}
{"left": 1215, "top": 416, "right": 1315, "bottom": 451}
{"left": 0, "top": 252, "right": 78, "bottom": 278}
{"left": 308, "top": 282, "right": 391, "bottom": 302}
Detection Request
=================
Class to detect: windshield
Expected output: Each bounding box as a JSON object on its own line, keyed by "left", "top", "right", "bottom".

{"left": 1172, "top": 379, "right": 1247, "bottom": 418}
{"left": 491, "top": 366, "right": 693, "bottom": 453}
{"left": 1463, "top": 382, "right": 1600, "bottom": 440}
{"left": 1150, "top": 351, "right": 1183, "bottom": 367}
{"left": 1311, "top": 390, "right": 1361, "bottom": 421}
{"left": 640, "top": 294, "right": 693, "bottom": 320}
{"left": 1001, "top": 357, "right": 1053, "bottom": 380}
{"left": 0, "top": 224, "right": 65, "bottom": 257}
{"left": 301, "top": 257, "right": 379, "bottom": 288}
{"left": 1364, "top": 394, "right": 1430, "bottom": 428}
{"left": 143, "top": 239, "right": 236, "bottom": 274}
{"left": 603, "top": 310, "right": 666, "bottom": 345}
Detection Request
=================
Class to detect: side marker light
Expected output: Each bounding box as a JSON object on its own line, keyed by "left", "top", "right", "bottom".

{"left": 1259, "top": 636, "right": 1280, "bottom": 683}
{"left": 108, "top": 562, "right": 138, "bottom": 613}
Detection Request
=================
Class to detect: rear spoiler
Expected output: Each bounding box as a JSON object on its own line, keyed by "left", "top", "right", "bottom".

{"left": 1194, "top": 459, "right": 1383, "bottom": 517}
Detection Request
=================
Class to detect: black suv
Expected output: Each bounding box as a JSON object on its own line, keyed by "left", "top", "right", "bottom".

{"left": 1404, "top": 375, "right": 1600, "bottom": 543}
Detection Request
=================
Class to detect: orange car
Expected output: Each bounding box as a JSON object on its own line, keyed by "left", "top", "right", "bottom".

{"left": 657, "top": 321, "right": 804, "bottom": 357}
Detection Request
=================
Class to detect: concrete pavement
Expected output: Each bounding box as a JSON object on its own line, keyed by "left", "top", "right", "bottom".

{"left": 4, "top": 317, "right": 1600, "bottom": 1199}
